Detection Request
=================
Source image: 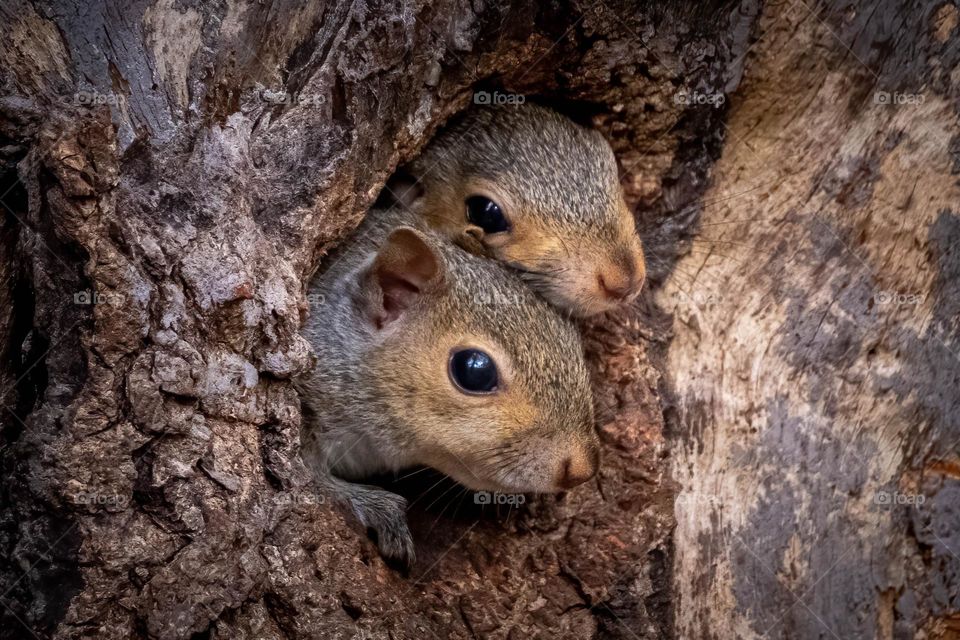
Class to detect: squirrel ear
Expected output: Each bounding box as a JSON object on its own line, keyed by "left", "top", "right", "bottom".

{"left": 463, "top": 225, "right": 485, "bottom": 243}
{"left": 363, "top": 227, "right": 445, "bottom": 329}
{"left": 454, "top": 225, "right": 488, "bottom": 255}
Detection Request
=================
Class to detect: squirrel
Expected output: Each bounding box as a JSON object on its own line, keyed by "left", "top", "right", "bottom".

{"left": 297, "top": 205, "right": 600, "bottom": 566}
{"left": 397, "top": 102, "right": 646, "bottom": 317}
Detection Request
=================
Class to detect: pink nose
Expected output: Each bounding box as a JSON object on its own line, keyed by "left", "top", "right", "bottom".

{"left": 597, "top": 249, "right": 645, "bottom": 302}
{"left": 557, "top": 446, "right": 600, "bottom": 489}
{"left": 598, "top": 272, "right": 633, "bottom": 300}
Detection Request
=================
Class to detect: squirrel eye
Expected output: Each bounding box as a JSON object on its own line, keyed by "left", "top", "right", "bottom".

{"left": 465, "top": 196, "right": 510, "bottom": 234}
{"left": 449, "top": 348, "right": 499, "bottom": 394}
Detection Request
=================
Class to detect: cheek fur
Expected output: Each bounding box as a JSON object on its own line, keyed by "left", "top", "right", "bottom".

{"left": 372, "top": 330, "right": 525, "bottom": 459}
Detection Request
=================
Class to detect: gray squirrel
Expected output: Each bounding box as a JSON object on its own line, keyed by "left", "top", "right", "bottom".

{"left": 401, "top": 103, "right": 645, "bottom": 317}
{"left": 298, "top": 206, "right": 599, "bottom": 566}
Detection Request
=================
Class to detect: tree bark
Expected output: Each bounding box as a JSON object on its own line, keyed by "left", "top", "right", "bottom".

{"left": 1, "top": 0, "right": 956, "bottom": 639}
{"left": 668, "top": 2, "right": 960, "bottom": 638}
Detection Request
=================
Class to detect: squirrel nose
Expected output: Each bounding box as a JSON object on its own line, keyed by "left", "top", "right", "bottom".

{"left": 557, "top": 446, "right": 600, "bottom": 490}
{"left": 598, "top": 272, "right": 633, "bottom": 300}
{"left": 597, "top": 248, "right": 645, "bottom": 302}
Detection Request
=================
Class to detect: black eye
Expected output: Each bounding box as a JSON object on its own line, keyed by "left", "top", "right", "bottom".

{"left": 465, "top": 196, "right": 510, "bottom": 234}
{"left": 449, "top": 348, "right": 499, "bottom": 393}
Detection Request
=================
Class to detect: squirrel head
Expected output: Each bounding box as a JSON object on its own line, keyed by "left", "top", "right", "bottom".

{"left": 405, "top": 103, "right": 645, "bottom": 317}
{"left": 336, "top": 225, "right": 599, "bottom": 493}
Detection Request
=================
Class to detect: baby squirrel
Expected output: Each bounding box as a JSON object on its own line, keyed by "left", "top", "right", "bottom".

{"left": 401, "top": 102, "right": 646, "bottom": 317}
{"left": 298, "top": 206, "right": 599, "bottom": 565}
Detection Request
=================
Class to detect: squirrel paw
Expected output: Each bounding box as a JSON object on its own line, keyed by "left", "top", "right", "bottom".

{"left": 349, "top": 487, "right": 416, "bottom": 567}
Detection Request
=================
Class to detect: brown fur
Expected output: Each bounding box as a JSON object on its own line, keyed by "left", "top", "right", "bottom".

{"left": 405, "top": 103, "right": 646, "bottom": 316}
{"left": 298, "top": 205, "right": 598, "bottom": 565}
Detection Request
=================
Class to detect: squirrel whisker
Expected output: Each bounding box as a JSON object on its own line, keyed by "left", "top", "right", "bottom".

{"left": 424, "top": 487, "right": 473, "bottom": 543}
{"left": 394, "top": 466, "right": 436, "bottom": 482}
{"left": 407, "top": 473, "right": 453, "bottom": 511}
{"left": 423, "top": 480, "right": 463, "bottom": 513}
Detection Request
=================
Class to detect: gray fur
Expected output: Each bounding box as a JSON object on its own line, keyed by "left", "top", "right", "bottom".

{"left": 297, "top": 205, "right": 595, "bottom": 566}
{"left": 404, "top": 102, "right": 645, "bottom": 316}
{"left": 411, "top": 103, "right": 623, "bottom": 239}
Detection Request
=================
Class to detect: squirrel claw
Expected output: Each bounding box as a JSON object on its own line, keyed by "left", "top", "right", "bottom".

{"left": 370, "top": 520, "right": 416, "bottom": 569}
{"left": 349, "top": 486, "right": 416, "bottom": 568}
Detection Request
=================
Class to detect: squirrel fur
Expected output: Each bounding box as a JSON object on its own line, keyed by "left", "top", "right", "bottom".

{"left": 297, "top": 205, "right": 598, "bottom": 565}
{"left": 402, "top": 103, "right": 646, "bottom": 317}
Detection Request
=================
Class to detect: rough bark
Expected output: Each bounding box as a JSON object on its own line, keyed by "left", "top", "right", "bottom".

{"left": 0, "top": 1, "right": 752, "bottom": 638}
{"left": 668, "top": 2, "right": 960, "bottom": 638}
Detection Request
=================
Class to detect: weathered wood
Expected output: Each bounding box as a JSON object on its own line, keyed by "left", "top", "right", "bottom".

{"left": 669, "top": 1, "right": 960, "bottom": 638}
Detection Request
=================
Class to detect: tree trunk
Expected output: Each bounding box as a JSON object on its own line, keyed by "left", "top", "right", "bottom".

{"left": 0, "top": 1, "right": 955, "bottom": 639}
{"left": 669, "top": 2, "right": 960, "bottom": 639}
